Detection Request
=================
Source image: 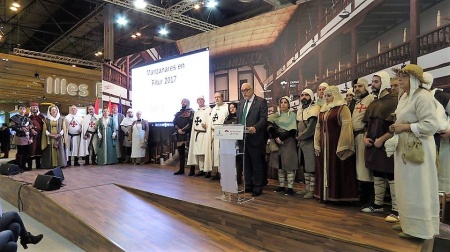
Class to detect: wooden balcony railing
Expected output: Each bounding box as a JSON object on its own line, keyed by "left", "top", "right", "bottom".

{"left": 102, "top": 63, "right": 128, "bottom": 88}
{"left": 355, "top": 42, "right": 410, "bottom": 77}
{"left": 419, "top": 24, "right": 450, "bottom": 55}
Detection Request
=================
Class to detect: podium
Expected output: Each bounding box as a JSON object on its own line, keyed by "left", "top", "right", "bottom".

{"left": 214, "top": 125, "right": 252, "bottom": 204}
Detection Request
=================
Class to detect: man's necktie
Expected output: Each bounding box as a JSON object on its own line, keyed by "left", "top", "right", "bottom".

{"left": 241, "top": 100, "right": 249, "bottom": 125}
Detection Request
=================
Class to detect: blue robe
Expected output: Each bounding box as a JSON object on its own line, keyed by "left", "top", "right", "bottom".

{"left": 97, "top": 117, "right": 118, "bottom": 165}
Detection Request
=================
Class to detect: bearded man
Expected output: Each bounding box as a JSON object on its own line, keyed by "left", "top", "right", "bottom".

{"left": 351, "top": 78, "right": 375, "bottom": 207}
{"left": 65, "top": 105, "right": 83, "bottom": 166}
{"left": 296, "top": 88, "right": 320, "bottom": 199}
{"left": 9, "top": 104, "right": 32, "bottom": 171}
{"left": 80, "top": 105, "right": 100, "bottom": 165}
{"left": 27, "top": 102, "right": 45, "bottom": 169}
{"left": 209, "top": 92, "right": 229, "bottom": 180}
{"left": 362, "top": 71, "right": 399, "bottom": 223}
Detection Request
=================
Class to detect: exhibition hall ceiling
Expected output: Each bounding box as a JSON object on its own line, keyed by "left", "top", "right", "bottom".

{"left": 0, "top": 0, "right": 298, "bottom": 61}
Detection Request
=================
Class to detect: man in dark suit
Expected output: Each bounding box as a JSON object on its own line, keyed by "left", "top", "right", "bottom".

{"left": 237, "top": 83, "right": 268, "bottom": 196}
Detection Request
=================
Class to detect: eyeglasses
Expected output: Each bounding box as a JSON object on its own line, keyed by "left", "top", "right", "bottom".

{"left": 241, "top": 88, "right": 252, "bottom": 93}
{"left": 324, "top": 94, "right": 333, "bottom": 97}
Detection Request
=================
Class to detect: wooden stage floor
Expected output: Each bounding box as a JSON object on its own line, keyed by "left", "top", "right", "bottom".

{"left": 0, "top": 163, "right": 435, "bottom": 251}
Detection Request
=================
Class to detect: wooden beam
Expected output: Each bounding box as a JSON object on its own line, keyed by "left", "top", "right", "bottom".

{"left": 410, "top": 0, "right": 419, "bottom": 64}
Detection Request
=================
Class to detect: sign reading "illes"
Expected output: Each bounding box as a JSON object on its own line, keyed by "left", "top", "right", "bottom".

{"left": 45, "top": 77, "right": 89, "bottom": 97}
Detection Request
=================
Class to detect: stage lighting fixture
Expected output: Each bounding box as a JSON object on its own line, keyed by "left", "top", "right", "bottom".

{"left": 206, "top": 0, "right": 218, "bottom": 8}
{"left": 133, "top": 0, "right": 147, "bottom": 9}
{"left": 339, "top": 9, "right": 350, "bottom": 19}
{"left": 311, "top": 39, "right": 316, "bottom": 48}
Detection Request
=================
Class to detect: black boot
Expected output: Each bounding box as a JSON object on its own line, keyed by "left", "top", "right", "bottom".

{"left": 74, "top": 157, "right": 80, "bottom": 166}
{"left": 211, "top": 172, "right": 221, "bottom": 180}
{"left": 174, "top": 144, "right": 185, "bottom": 175}
{"left": 188, "top": 166, "right": 195, "bottom": 176}
{"left": 20, "top": 232, "right": 43, "bottom": 249}
{"left": 26, "top": 159, "right": 33, "bottom": 171}
{"left": 174, "top": 168, "right": 185, "bottom": 175}
{"left": 84, "top": 155, "right": 89, "bottom": 165}
{"left": 194, "top": 171, "right": 205, "bottom": 177}
{"left": 67, "top": 156, "right": 72, "bottom": 166}
{"left": 35, "top": 157, "right": 41, "bottom": 169}
{"left": 204, "top": 172, "right": 211, "bottom": 178}
{"left": 91, "top": 154, "right": 97, "bottom": 165}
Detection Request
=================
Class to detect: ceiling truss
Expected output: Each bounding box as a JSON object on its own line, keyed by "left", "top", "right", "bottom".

{"left": 102, "top": 0, "right": 219, "bottom": 32}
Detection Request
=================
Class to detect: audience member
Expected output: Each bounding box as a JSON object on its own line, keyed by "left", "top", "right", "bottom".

{"left": 0, "top": 203, "right": 43, "bottom": 249}
{"left": 0, "top": 123, "right": 11, "bottom": 159}
{"left": 0, "top": 230, "right": 16, "bottom": 252}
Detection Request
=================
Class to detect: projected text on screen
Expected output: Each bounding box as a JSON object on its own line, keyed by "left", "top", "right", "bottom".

{"left": 132, "top": 48, "right": 210, "bottom": 123}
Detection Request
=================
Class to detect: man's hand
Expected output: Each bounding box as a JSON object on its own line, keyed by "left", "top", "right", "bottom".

{"left": 177, "top": 129, "right": 185, "bottom": 135}
{"left": 314, "top": 149, "right": 320, "bottom": 156}
{"left": 373, "top": 138, "right": 384, "bottom": 148}
{"left": 363, "top": 136, "right": 374, "bottom": 147}
{"left": 441, "top": 130, "right": 450, "bottom": 139}
{"left": 247, "top": 126, "right": 256, "bottom": 134}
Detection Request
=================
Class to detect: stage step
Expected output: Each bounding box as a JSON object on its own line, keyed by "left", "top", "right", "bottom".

{"left": 121, "top": 184, "right": 431, "bottom": 252}
{"left": 0, "top": 175, "right": 259, "bottom": 251}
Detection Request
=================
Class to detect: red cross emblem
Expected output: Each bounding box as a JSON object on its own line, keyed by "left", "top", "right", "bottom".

{"left": 356, "top": 103, "right": 367, "bottom": 113}
{"left": 70, "top": 120, "right": 78, "bottom": 128}
{"left": 89, "top": 121, "right": 96, "bottom": 128}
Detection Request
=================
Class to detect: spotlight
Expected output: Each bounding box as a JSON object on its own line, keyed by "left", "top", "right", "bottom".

{"left": 339, "top": 9, "right": 350, "bottom": 19}
{"left": 159, "top": 27, "right": 169, "bottom": 35}
{"left": 116, "top": 16, "right": 128, "bottom": 26}
{"left": 133, "top": 0, "right": 147, "bottom": 9}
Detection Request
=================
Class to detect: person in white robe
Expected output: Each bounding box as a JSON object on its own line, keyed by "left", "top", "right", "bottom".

{"left": 80, "top": 105, "right": 100, "bottom": 165}
{"left": 209, "top": 92, "right": 229, "bottom": 180}
{"left": 187, "top": 96, "right": 212, "bottom": 178}
{"left": 422, "top": 72, "right": 450, "bottom": 193}
{"left": 391, "top": 64, "right": 439, "bottom": 239}
{"left": 64, "top": 105, "right": 83, "bottom": 166}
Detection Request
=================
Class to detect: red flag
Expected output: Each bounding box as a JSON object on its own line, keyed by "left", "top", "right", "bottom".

{"left": 94, "top": 98, "right": 99, "bottom": 115}
{"left": 108, "top": 96, "right": 112, "bottom": 113}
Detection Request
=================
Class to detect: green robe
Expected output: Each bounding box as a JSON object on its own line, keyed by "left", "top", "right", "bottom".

{"left": 97, "top": 117, "right": 118, "bottom": 165}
